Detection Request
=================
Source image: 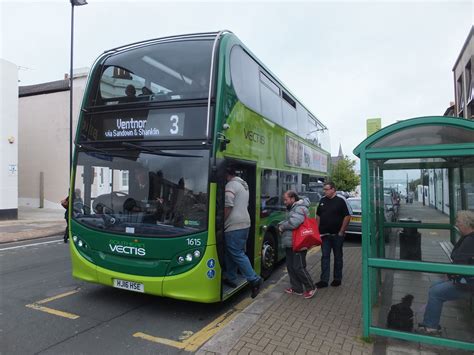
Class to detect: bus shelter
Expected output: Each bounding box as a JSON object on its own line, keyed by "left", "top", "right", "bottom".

{"left": 353, "top": 116, "right": 474, "bottom": 351}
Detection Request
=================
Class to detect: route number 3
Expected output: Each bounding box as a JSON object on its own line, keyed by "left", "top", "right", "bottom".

{"left": 170, "top": 115, "right": 179, "bottom": 134}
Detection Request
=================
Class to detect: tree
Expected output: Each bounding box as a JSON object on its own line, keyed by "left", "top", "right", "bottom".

{"left": 329, "top": 156, "right": 360, "bottom": 192}
{"left": 409, "top": 170, "right": 428, "bottom": 192}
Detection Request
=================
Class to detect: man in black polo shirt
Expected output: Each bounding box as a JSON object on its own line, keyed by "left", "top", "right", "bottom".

{"left": 315, "top": 182, "right": 351, "bottom": 288}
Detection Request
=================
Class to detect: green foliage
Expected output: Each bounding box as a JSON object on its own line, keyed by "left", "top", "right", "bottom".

{"left": 409, "top": 178, "right": 421, "bottom": 192}
{"left": 409, "top": 170, "right": 428, "bottom": 192}
{"left": 329, "top": 156, "right": 360, "bottom": 192}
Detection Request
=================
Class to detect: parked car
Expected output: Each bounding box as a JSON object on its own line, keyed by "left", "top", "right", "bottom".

{"left": 384, "top": 194, "right": 397, "bottom": 222}
{"left": 337, "top": 190, "right": 350, "bottom": 199}
{"left": 346, "top": 197, "right": 361, "bottom": 236}
{"left": 383, "top": 194, "right": 398, "bottom": 241}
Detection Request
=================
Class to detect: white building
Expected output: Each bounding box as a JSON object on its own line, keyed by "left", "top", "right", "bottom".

{"left": 0, "top": 59, "right": 19, "bottom": 220}
{"left": 18, "top": 69, "right": 89, "bottom": 209}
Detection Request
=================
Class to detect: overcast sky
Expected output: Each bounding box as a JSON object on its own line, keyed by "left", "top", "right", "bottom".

{"left": 1, "top": 0, "right": 472, "bottom": 160}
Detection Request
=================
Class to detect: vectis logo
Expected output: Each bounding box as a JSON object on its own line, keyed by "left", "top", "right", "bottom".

{"left": 109, "top": 240, "right": 146, "bottom": 256}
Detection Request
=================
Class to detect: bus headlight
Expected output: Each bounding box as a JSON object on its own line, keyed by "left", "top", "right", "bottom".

{"left": 72, "top": 235, "right": 78, "bottom": 242}
{"left": 78, "top": 240, "right": 84, "bottom": 247}
{"left": 185, "top": 253, "right": 193, "bottom": 262}
{"left": 177, "top": 256, "right": 185, "bottom": 264}
{"left": 193, "top": 250, "right": 201, "bottom": 258}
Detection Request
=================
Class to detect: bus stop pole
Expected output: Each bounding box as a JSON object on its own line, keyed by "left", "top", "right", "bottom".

{"left": 361, "top": 153, "right": 370, "bottom": 338}
{"left": 69, "top": 3, "right": 74, "bottom": 179}
{"left": 69, "top": 0, "right": 88, "bottom": 180}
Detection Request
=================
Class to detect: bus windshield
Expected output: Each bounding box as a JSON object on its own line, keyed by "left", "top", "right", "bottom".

{"left": 72, "top": 148, "right": 209, "bottom": 237}
{"left": 90, "top": 39, "right": 214, "bottom": 106}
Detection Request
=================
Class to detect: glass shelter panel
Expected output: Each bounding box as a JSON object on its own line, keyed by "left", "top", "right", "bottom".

{"left": 370, "top": 125, "right": 474, "bottom": 148}
{"left": 371, "top": 268, "right": 474, "bottom": 344}
{"left": 382, "top": 227, "right": 456, "bottom": 264}
{"left": 368, "top": 157, "right": 474, "bottom": 264}
{"left": 453, "top": 166, "right": 474, "bottom": 211}
{"left": 382, "top": 166, "right": 450, "bottom": 221}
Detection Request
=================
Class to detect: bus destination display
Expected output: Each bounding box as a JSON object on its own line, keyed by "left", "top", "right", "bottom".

{"left": 102, "top": 112, "right": 185, "bottom": 139}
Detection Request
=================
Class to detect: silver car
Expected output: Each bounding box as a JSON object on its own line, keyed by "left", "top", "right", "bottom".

{"left": 346, "top": 197, "right": 362, "bottom": 235}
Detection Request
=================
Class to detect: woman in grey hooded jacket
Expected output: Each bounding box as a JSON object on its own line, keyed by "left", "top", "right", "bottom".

{"left": 278, "top": 190, "right": 316, "bottom": 299}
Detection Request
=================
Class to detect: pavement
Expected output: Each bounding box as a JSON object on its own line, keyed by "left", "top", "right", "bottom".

{"left": 197, "top": 246, "right": 374, "bottom": 355}
{"left": 0, "top": 206, "right": 65, "bottom": 243}
{"left": 196, "top": 201, "right": 473, "bottom": 355}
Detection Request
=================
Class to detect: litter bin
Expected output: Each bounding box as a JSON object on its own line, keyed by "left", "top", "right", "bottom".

{"left": 398, "top": 218, "right": 421, "bottom": 260}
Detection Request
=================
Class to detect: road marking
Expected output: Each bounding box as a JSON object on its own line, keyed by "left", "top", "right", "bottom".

{"left": 133, "top": 297, "right": 253, "bottom": 351}
{"left": 26, "top": 304, "right": 80, "bottom": 320}
{"left": 133, "top": 333, "right": 186, "bottom": 349}
{"left": 26, "top": 290, "right": 80, "bottom": 320}
{"left": 35, "top": 290, "right": 79, "bottom": 304}
{"left": 133, "top": 249, "right": 316, "bottom": 351}
{"left": 0, "top": 239, "right": 62, "bottom": 251}
{"left": 179, "top": 330, "right": 194, "bottom": 340}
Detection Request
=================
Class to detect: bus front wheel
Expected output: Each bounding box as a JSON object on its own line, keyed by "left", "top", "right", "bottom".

{"left": 261, "top": 232, "right": 276, "bottom": 280}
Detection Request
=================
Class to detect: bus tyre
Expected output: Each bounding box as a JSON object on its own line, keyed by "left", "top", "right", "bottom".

{"left": 261, "top": 232, "right": 276, "bottom": 280}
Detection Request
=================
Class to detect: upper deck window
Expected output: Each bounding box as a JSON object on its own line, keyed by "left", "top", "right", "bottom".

{"left": 90, "top": 40, "right": 214, "bottom": 106}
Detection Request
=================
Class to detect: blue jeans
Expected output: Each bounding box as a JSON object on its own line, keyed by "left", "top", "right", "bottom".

{"left": 320, "top": 234, "right": 344, "bottom": 283}
{"left": 422, "top": 279, "right": 471, "bottom": 329}
{"left": 224, "top": 228, "right": 259, "bottom": 283}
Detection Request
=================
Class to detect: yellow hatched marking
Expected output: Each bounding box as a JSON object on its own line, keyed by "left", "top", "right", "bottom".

{"left": 25, "top": 289, "right": 80, "bottom": 320}
{"left": 26, "top": 304, "right": 79, "bottom": 320}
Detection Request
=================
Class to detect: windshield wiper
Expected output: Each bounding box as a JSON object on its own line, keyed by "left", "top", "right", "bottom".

{"left": 121, "top": 142, "right": 202, "bottom": 158}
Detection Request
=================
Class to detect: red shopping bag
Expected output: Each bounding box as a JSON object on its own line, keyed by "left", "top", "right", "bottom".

{"left": 292, "top": 214, "right": 321, "bottom": 252}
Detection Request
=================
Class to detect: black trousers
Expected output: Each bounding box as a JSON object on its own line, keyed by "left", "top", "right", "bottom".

{"left": 285, "top": 248, "right": 314, "bottom": 293}
{"left": 64, "top": 210, "right": 69, "bottom": 241}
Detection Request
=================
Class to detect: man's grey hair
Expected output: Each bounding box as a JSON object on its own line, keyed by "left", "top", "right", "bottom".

{"left": 456, "top": 210, "right": 474, "bottom": 229}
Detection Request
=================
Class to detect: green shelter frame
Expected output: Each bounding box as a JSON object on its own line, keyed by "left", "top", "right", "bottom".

{"left": 354, "top": 116, "right": 474, "bottom": 351}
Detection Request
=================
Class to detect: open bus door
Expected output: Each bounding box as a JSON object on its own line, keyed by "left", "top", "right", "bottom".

{"left": 216, "top": 159, "right": 256, "bottom": 299}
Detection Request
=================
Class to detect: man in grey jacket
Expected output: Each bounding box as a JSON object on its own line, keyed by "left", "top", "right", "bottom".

{"left": 278, "top": 190, "right": 316, "bottom": 299}
{"left": 224, "top": 167, "right": 262, "bottom": 298}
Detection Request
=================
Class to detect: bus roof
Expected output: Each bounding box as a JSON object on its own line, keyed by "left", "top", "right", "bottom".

{"left": 103, "top": 31, "right": 223, "bottom": 55}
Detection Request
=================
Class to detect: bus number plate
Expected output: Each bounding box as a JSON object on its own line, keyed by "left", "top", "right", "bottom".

{"left": 113, "top": 279, "right": 144, "bottom": 293}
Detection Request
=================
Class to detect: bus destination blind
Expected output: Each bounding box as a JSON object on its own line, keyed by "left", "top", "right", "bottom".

{"left": 100, "top": 111, "right": 185, "bottom": 140}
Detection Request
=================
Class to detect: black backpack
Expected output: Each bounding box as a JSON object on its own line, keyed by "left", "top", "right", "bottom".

{"left": 386, "top": 294, "right": 414, "bottom": 332}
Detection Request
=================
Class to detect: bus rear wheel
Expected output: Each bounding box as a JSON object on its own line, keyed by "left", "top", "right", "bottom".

{"left": 261, "top": 232, "right": 276, "bottom": 280}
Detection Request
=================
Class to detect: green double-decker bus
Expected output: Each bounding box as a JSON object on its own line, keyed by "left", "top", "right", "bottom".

{"left": 70, "top": 31, "right": 330, "bottom": 302}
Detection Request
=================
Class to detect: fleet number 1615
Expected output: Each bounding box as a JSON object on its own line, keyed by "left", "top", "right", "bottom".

{"left": 186, "top": 238, "right": 201, "bottom": 246}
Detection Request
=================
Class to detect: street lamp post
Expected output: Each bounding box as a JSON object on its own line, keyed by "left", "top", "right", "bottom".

{"left": 69, "top": 0, "right": 87, "bottom": 178}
